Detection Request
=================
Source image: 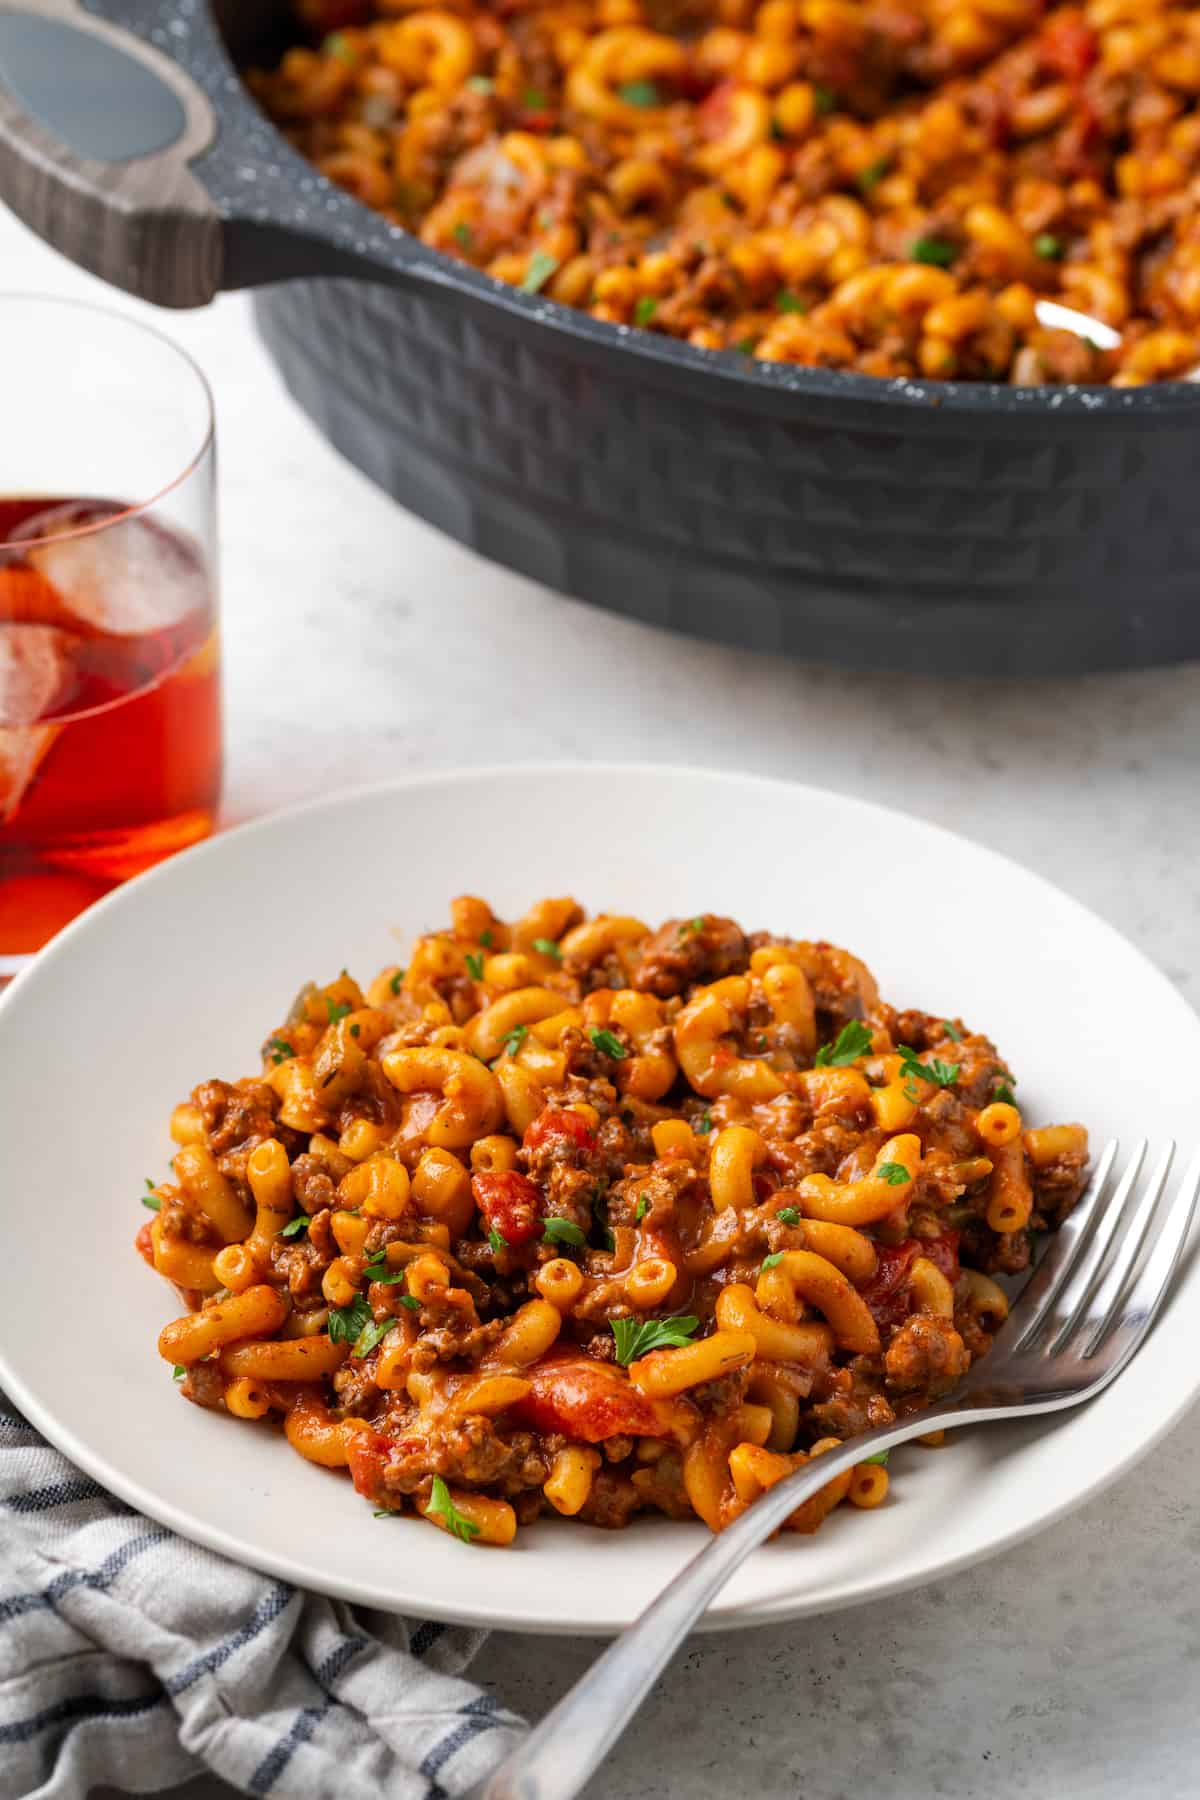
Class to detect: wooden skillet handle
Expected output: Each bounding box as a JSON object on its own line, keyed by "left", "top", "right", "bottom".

{"left": 0, "top": 0, "right": 222, "bottom": 305}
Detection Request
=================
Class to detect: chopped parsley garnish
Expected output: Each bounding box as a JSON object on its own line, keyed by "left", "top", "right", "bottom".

{"left": 814, "top": 1020, "right": 873, "bottom": 1067}
{"left": 776, "top": 1206, "right": 801, "bottom": 1226}
{"left": 696, "top": 1111, "right": 714, "bottom": 1134}
{"left": 543, "top": 1217, "right": 587, "bottom": 1248}
{"left": 397, "top": 1294, "right": 421, "bottom": 1311}
{"left": 465, "top": 951, "right": 485, "bottom": 980}
{"left": 364, "top": 1253, "right": 408, "bottom": 1286}
{"left": 328, "top": 1295, "right": 373, "bottom": 1344}
{"left": 523, "top": 86, "right": 548, "bottom": 109}
{"left": 611, "top": 1314, "right": 700, "bottom": 1365}
{"left": 324, "top": 32, "right": 355, "bottom": 61}
{"left": 466, "top": 74, "right": 494, "bottom": 94}
{"left": 349, "top": 1023, "right": 360, "bottom": 1038}
{"left": 172, "top": 1365, "right": 185, "bottom": 1381}
{"left": 373, "top": 1508, "right": 399, "bottom": 1518}
{"left": 734, "top": 337, "right": 756, "bottom": 354}
{"left": 877, "top": 1162, "right": 912, "bottom": 1186}
{"left": 1034, "top": 232, "right": 1064, "bottom": 260}
{"left": 600, "top": 1227, "right": 616, "bottom": 1252}
{"left": 634, "top": 296, "right": 658, "bottom": 327}
{"left": 635, "top": 1194, "right": 651, "bottom": 1221}
{"left": 453, "top": 222, "right": 473, "bottom": 249}
{"left": 279, "top": 1213, "right": 311, "bottom": 1239}
{"left": 488, "top": 1226, "right": 508, "bottom": 1255}
{"left": 479, "top": 929, "right": 494, "bottom": 947}
{"left": 267, "top": 1037, "right": 295, "bottom": 1065}
{"left": 761, "top": 1252, "right": 784, "bottom": 1271}
{"left": 993, "top": 1080, "right": 1017, "bottom": 1106}
{"left": 521, "top": 251, "right": 559, "bottom": 295}
{"left": 497, "top": 1024, "right": 528, "bottom": 1059}
{"left": 776, "top": 290, "right": 809, "bottom": 314}
{"left": 353, "top": 1315, "right": 396, "bottom": 1359}
{"left": 911, "top": 235, "right": 957, "bottom": 267}
{"left": 427, "top": 1475, "right": 481, "bottom": 1543}
{"left": 588, "top": 1027, "right": 627, "bottom": 1060}
{"left": 389, "top": 969, "right": 405, "bottom": 995}
{"left": 325, "top": 998, "right": 352, "bottom": 1025}
{"left": 941, "top": 1020, "right": 963, "bottom": 1042}
{"left": 861, "top": 1449, "right": 889, "bottom": 1467}
{"left": 618, "top": 79, "right": 660, "bottom": 106}
{"left": 532, "top": 936, "right": 562, "bottom": 959}
{"left": 858, "top": 157, "right": 890, "bottom": 192}
{"left": 813, "top": 84, "right": 836, "bottom": 113}
{"left": 898, "top": 1045, "right": 959, "bottom": 1088}
{"left": 689, "top": 916, "right": 705, "bottom": 932}
{"left": 142, "top": 1179, "right": 161, "bottom": 1212}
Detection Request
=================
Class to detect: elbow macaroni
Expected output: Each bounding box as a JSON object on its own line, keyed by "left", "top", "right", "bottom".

{"left": 141, "top": 896, "right": 1088, "bottom": 1544}
{"left": 248, "top": 4, "right": 1200, "bottom": 388}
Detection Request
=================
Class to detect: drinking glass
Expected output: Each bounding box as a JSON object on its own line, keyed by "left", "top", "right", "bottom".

{"left": 0, "top": 295, "right": 221, "bottom": 971}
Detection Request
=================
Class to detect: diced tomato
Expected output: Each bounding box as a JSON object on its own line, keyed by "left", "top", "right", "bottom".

{"left": 978, "top": 88, "right": 1012, "bottom": 151}
{"left": 860, "top": 1232, "right": 961, "bottom": 1330}
{"left": 472, "top": 1170, "right": 543, "bottom": 1245}
{"left": 859, "top": 1240, "right": 919, "bottom": 1332}
{"left": 1039, "top": 12, "right": 1097, "bottom": 81}
{"left": 516, "top": 108, "right": 555, "bottom": 132}
{"left": 920, "top": 1229, "right": 961, "bottom": 1286}
{"left": 512, "top": 1355, "right": 673, "bottom": 1441}
{"left": 698, "top": 80, "right": 736, "bottom": 141}
{"left": 134, "top": 1219, "right": 155, "bottom": 1266}
{"left": 346, "top": 1428, "right": 394, "bottom": 1502}
{"left": 523, "top": 1107, "right": 596, "bottom": 1155}
{"left": 296, "top": 0, "right": 370, "bottom": 30}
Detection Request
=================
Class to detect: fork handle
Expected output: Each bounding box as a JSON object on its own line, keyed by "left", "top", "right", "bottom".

{"left": 472, "top": 1408, "right": 963, "bottom": 1800}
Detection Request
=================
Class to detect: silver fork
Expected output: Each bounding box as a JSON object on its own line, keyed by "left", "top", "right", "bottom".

{"left": 474, "top": 1139, "right": 1200, "bottom": 1800}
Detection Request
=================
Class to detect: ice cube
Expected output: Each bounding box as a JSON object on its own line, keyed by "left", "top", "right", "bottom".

{"left": 16, "top": 506, "right": 208, "bottom": 637}
{"left": 0, "top": 723, "right": 57, "bottom": 822}
{"left": 0, "top": 622, "right": 80, "bottom": 727}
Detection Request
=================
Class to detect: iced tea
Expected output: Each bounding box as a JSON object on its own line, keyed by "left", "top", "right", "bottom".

{"left": 0, "top": 497, "right": 221, "bottom": 957}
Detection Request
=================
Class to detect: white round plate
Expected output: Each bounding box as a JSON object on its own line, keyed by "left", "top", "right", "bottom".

{"left": 2, "top": 764, "right": 1198, "bottom": 1635}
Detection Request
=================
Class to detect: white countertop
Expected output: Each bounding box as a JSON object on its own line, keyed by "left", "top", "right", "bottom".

{"left": 7, "top": 205, "right": 1200, "bottom": 1800}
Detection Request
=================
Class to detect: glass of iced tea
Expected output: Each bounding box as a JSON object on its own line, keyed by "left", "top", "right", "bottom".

{"left": 0, "top": 296, "right": 221, "bottom": 971}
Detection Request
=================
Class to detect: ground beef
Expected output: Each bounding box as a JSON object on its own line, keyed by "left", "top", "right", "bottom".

{"left": 959, "top": 1218, "right": 1032, "bottom": 1276}
{"left": 1031, "top": 1147, "right": 1089, "bottom": 1225}
{"left": 631, "top": 914, "right": 748, "bottom": 998}
{"left": 272, "top": 1207, "right": 335, "bottom": 1297}
{"left": 368, "top": 1418, "right": 546, "bottom": 1498}
{"left": 289, "top": 1154, "right": 338, "bottom": 1215}
{"left": 409, "top": 1315, "right": 506, "bottom": 1369}
{"left": 181, "top": 1362, "right": 226, "bottom": 1411}
{"left": 690, "top": 1365, "right": 751, "bottom": 1417}
{"left": 808, "top": 1365, "right": 896, "bottom": 1438}
{"left": 577, "top": 1467, "right": 644, "bottom": 1529}
{"left": 332, "top": 1353, "right": 379, "bottom": 1414}
{"left": 192, "top": 1078, "right": 279, "bottom": 1157}
{"left": 884, "top": 1315, "right": 970, "bottom": 1394}
{"left": 630, "top": 1450, "right": 693, "bottom": 1519}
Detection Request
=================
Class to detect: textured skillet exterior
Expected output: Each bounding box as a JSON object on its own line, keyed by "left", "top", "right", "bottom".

{"left": 87, "top": 0, "right": 1200, "bottom": 673}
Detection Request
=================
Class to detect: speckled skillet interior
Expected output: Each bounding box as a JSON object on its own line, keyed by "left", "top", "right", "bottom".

{"left": 84, "top": 0, "right": 1200, "bottom": 672}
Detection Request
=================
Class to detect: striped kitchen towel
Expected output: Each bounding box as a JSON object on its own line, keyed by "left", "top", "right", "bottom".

{"left": 0, "top": 1392, "right": 525, "bottom": 1799}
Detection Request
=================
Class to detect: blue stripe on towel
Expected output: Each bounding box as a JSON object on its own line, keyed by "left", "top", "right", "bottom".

{"left": 0, "top": 1689, "right": 164, "bottom": 1745}
{"left": 248, "top": 1702, "right": 328, "bottom": 1793}
{"left": 419, "top": 1693, "right": 504, "bottom": 1784}
{"left": 165, "top": 1582, "right": 294, "bottom": 1694}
